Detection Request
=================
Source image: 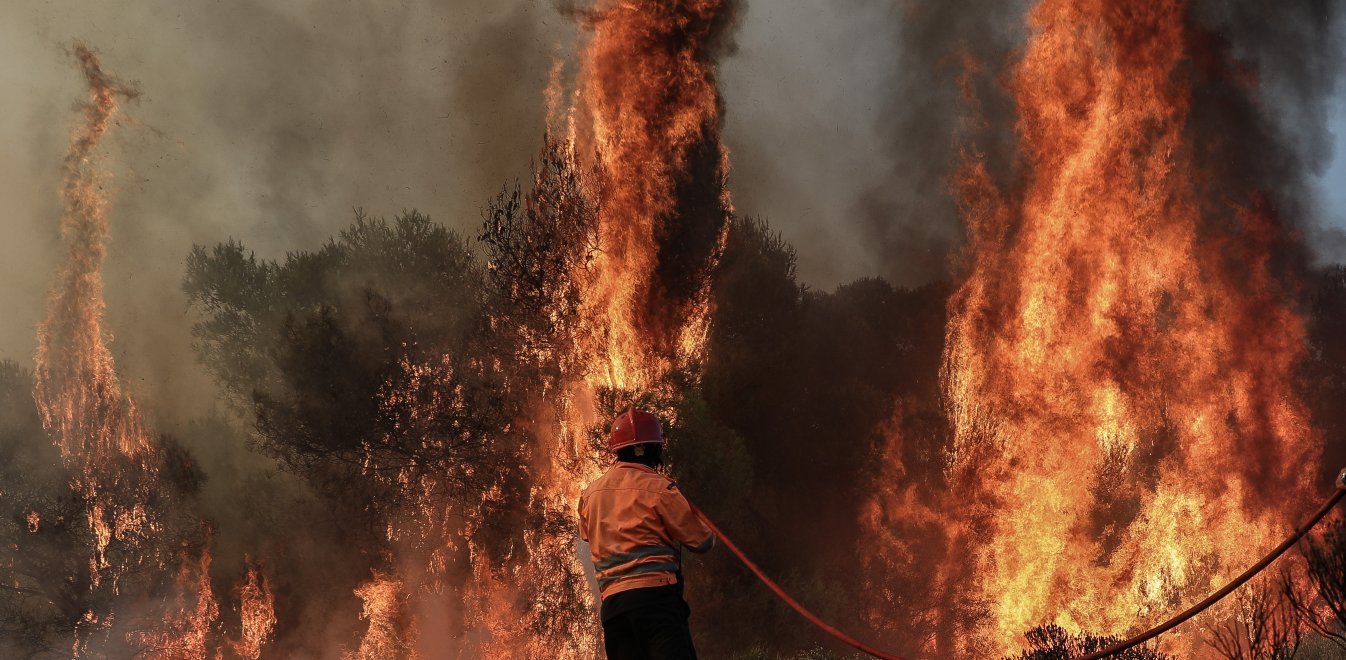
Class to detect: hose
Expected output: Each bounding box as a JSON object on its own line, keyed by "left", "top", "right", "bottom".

{"left": 689, "top": 472, "right": 1346, "bottom": 660}
{"left": 687, "top": 502, "right": 910, "bottom": 660}
{"left": 1079, "top": 486, "right": 1345, "bottom": 659}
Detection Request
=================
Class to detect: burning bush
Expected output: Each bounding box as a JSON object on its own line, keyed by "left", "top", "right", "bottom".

{"left": 1011, "top": 624, "right": 1167, "bottom": 660}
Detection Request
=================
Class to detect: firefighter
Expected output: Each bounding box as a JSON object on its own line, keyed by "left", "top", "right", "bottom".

{"left": 578, "top": 408, "right": 716, "bottom": 660}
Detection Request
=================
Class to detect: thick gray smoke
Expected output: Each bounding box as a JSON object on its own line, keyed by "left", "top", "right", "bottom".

{"left": 0, "top": 0, "right": 563, "bottom": 422}
{"left": 1190, "top": 0, "right": 1346, "bottom": 264}
{"left": 719, "top": 0, "right": 1031, "bottom": 288}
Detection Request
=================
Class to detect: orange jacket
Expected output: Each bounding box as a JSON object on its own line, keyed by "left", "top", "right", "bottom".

{"left": 578, "top": 463, "right": 715, "bottom": 600}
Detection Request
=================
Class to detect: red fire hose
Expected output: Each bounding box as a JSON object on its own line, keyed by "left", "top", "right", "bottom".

{"left": 1079, "top": 483, "right": 1346, "bottom": 660}
{"left": 689, "top": 468, "right": 1346, "bottom": 660}
{"left": 687, "top": 502, "right": 910, "bottom": 660}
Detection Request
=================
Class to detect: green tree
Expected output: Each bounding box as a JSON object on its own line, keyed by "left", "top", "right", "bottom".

{"left": 185, "top": 211, "right": 517, "bottom": 525}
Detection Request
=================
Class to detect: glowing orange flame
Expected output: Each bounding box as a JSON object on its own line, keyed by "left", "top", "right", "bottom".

{"left": 33, "top": 44, "right": 156, "bottom": 581}
{"left": 444, "top": 2, "right": 738, "bottom": 656}
{"left": 571, "top": 0, "right": 735, "bottom": 393}
{"left": 934, "top": 0, "right": 1317, "bottom": 652}
{"left": 530, "top": 0, "right": 737, "bottom": 543}
{"left": 229, "top": 560, "right": 276, "bottom": 660}
{"left": 172, "top": 551, "right": 220, "bottom": 659}
{"left": 32, "top": 45, "right": 271, "bottom": 659}
{"left": 30, "top": 46, "right": 168, "bottom": 657}
{"left": 347, "top": 571, "right": 418, "bottom": 660}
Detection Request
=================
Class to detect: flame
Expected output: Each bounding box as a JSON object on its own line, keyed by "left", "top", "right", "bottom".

{"left": 412, "top": 2, "right": 741, "bottom": 655}
{"left": 130, "top": 546, "right": 220, "bottom": 660}
{"left": 229, "top": 560, "right": 277, "bottom": 660}
{"left": 347, "top": 571, "right": 419, "bottom": 660}
{"left": 460, "top": 554, "right": 524, "bottom": 658}
{"left": 30, "top": 45, "right": 165, "bottom": 655}
{"left": 553, "top": 0, "right": 736, "bottom": 538}
{"left": 570, "top": 0, "right": 735, "bottom": 393}
{"left": 33, "top": 44, "right": 156, "bottom": 581}
{"left": 31, "top": 44, "right": 276, "bottom": 659}
{"left": 929, "top": 0, "right": 1317, "bottom": 653}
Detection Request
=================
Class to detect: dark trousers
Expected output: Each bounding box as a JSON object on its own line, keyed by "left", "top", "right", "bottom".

{"left": 601, "top": 596, "right": 697, "bottom": 660}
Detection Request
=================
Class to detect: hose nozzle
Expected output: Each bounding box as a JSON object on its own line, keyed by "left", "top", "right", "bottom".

{"left": 1338, "top": 467, "right": 1346, "bottom": 491}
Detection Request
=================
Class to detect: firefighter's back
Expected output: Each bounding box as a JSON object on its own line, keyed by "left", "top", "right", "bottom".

{"left": 579, "top": 463, "right": 686, "bottom": 598}
{"left": 579, "top": 410, "right": 713, "bottom": 660}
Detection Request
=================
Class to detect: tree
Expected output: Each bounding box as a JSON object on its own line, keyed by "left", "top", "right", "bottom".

{"left": 0, "top": 362, "right": 95, "bottom": 658}
{"left": 1207, "top": 578, "right": 1302, "bottom": 659}
{"left": 1285, "top": 520, "right": 1346, "bottom": 652}
{"left": 185, "top": 211, "right": 520, "bottom": 529}
{"left": 185, "top": 209, "right": 536, "bottom": 651}
{"left": 478, "top": 136, "right": 597, "bottom": 389}
{"left": 185, "top": 143, "right": 617, "bottom": 651}
{"left": 0, "top": 362, "right": 212, "bottom": 658}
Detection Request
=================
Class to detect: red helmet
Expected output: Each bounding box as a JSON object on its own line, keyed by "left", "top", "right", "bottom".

{"left": 609, "top": 408, "right": 665, "bottom": 453}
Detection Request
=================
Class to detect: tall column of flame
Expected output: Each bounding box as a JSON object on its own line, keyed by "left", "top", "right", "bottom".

{"left": 354, "top": 4, "right": 736, "bottom": 655}
{"left": 32, "top": 48, "right": 161, "bottom": 649}
{"left": 570, "top": 0, "right": 734, "bottom": 395}
{"left": 532, "top": 0, "right": 735, "bottom": 540}
{"left": 345, "top": 571, "right": 418, "bottom": 660}
{"left": 939, "top": 0, "right": 1317, "bottom": 652}
{"left": 475, "top": 1, "right": 736, "bottom": 656}
{"left": 33, "top": 45, "right": 275, "bottom": 658}
{"left": 230, "top": 561, "right": 278, "bottom": 660}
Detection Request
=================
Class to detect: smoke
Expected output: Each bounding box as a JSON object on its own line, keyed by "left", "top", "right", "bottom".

{"left": 1192, "top": 1, "right": 1344, "bottom": 174}
{"left": 855, "top": 0, "right": 1030, "bottom": 287}
{"left": 719, "top": 1, "right": 1346, "bottom": 289}
{"left": 1173, "top": 0, "right": 1346, "bottom": 492}
{"left": 719, "top": 0, "right": 1030, "bottom": 289}
{"left": 1188, "top": 0, "right": 1346, "bottom": 265}
{"left": 5, "top": 1, "right": 1346, "bottom": 656}
{"left": 5, "top": 1, "right": 1345, "bottom": 396}
{"left": 0, "top": 0, "right": 562, "bottom": 422}
{"left": 2, "top": 4, "right": 563, "bottom": 654}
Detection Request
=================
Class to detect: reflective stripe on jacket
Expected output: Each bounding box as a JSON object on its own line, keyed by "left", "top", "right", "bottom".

{"left": 578, "top": 463, "right": 715, "bottom": 600}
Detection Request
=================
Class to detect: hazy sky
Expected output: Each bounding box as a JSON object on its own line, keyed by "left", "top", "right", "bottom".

{"left": 1, "top": 0, "right": 1343, "bottom": 420}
